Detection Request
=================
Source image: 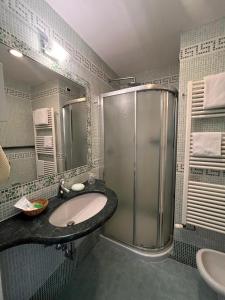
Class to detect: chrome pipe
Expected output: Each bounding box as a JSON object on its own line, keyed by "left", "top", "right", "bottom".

{"left": 171, "top": 95, "right": 178, "bottom": 239}
{"left": 62, "top": 97, "right": 86, "bottom": 108}
{"left": 133, "top": 91, "right": 137, "bottom": 244}
{"left": 102, "top": 83, "right": 177, "bottom": 97}
{"left": 109, "top": 76, "right": 136, "bottom": 84}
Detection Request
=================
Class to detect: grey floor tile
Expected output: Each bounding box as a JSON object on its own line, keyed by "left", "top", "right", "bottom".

{"left": 56, "top": 238, "right": 218, "bottom": 300}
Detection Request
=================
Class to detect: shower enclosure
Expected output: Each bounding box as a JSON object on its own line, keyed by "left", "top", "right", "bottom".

{"left": 102, "top": 84, "right": 177, "bottom": 253}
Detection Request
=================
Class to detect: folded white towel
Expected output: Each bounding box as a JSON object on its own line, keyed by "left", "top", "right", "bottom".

{"left": 204, "top": 72, "right": 225, "bottom": 109}
{"left": 192, "top": 132, "right": 221, "bottom": 157}
{"left": 33, "top": 108, "right": 49, "bottom": 125}
{"left": 43, "top": 136, "right": 53, "bottom": 148}
{"left": 37, "top": 160, "right": 44, "bottom": 177}
{"left": 0, "top": 145, "right": 10, "bottom": 183}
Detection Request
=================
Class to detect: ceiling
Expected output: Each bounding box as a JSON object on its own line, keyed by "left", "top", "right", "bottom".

{"left": 46, "top": 0, "right": 225, "bottom": 76}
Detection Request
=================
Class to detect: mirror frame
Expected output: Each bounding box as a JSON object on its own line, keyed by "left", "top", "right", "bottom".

{"left": 0, "top": 38, "right": 92, "bottom": 193}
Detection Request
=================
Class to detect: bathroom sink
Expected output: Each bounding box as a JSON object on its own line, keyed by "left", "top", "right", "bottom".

{"left": 49, "top": 192, "right": 107, "bottom": 227}
{"left": 196, "top": 248, "right": 225, "bottom": 296}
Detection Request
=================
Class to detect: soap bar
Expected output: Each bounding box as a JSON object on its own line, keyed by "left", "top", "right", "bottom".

{"left": 71, "top": 183, "right": 85, "bottom": 191}
{"left": 33, "top": 203, "right": 43, "bottom": 209}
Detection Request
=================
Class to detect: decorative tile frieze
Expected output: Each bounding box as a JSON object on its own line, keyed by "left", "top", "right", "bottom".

{"left": 6, "top": 150, "right": 35, "bottom": 160}
{"left": 0, "top": 164, "right": 92, "bottom": 220}
{"left": 190, "top": 168, "right": 204, "bottom": 175}
{"left": 176, "top": 162, "right": 184, "bottom": 173}
{"left": 32, "top": 87, "right": 59, "bottom": 99}
{"left": 31, "top": 86, "right": 83, "bottom": 100}
{"left": 5, "top": 87, "right": 31, "bottom": 100}
{"left": 180, "top": 35, "right": 225, "bottom": 60}
{"left": 190, "top": 167, "right": 225, "bottom": 177}
{"left": 56, "top": 153, "right": 65, "bottom": 159}
{"left": 148, "top": 74, "right": 179, "bottom": 85}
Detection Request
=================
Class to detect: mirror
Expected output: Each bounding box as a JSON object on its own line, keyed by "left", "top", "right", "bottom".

{"left": 0, "top": 42, "right": 90, "bottom": 189}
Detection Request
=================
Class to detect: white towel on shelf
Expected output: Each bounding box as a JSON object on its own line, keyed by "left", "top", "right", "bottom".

{"left": 0, "top": 145, "right": 10, "bottom": 183}
{"left": 204, "top": 72, "right": 225, "bottom": 109}
{"left": 192, "top": 132, "right": 222, "bottom": 157}
{"left": 44, "top": 136, "right": 53, "bottom": 148}
{"left": 33, "top": 108, "right": 49, "bottom": 125}
{"left": 37, "top": 160, "right": 44, "bottom": 177}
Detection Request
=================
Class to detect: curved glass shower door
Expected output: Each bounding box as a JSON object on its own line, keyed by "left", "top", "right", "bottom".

{"left": 103, "top": 85, "right": 177, "bottom": 251}
{"left": 135, "top": 90, "right": 176, "bottom": 249}
{"left": 103, "top": 92, "right": 135, "bottom": 245}
{"left": 134, "top": 90, "right": 161, "bottom": 249}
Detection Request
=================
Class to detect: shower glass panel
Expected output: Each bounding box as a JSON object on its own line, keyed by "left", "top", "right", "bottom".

{"left": 71, "top": 102, "right": 88, "bottom": 167}
{"left": 63, "top": 105, "right": 72, "bottom": 168}
{"left": 63, "top": 100, "right": 88, "bottom": 170}
{"left": 102, "top": 84, "right": 177, "bottom": 252}
{"left": 135, "top": 90, "right": 161, "bottom": 249}
{"left": 162, "top": 91, "right": 176, "bottom": 246}
{"left": 103, "top": 93, "right": 135, "bottom": 244}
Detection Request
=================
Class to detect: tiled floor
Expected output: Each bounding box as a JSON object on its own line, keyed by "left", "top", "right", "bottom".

{"left": 57, "top": 237, "right": 217, "bottom": 300}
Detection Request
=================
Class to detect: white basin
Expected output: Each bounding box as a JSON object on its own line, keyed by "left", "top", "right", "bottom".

{"left": 49, "top": 193, "right": 107, "bottom": 227}
{"left": 196, "top": 248, "right": 225, "bottom": 296}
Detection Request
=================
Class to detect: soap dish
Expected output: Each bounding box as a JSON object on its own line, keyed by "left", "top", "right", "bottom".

{"left": 71, "top": 183, "right": 85, "bottom": 191}
{"left": 23, "top": 199, "right": 48, "bottom": 216}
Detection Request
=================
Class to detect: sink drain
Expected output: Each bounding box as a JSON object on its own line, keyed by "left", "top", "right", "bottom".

{"left": 67, "top": 220, "right": 75, "bottom": 227}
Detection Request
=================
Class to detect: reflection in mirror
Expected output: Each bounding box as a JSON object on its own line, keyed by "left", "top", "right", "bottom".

{"left": 63, "top": 99, "right": 88, "bottom": 170}
{"left": 0, "top": 43, "right": 89, "bottom": 190}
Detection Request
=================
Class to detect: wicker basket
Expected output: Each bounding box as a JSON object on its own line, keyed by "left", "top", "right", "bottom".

{"left": 23, "top": 199, "right": 48, "bottom": 216}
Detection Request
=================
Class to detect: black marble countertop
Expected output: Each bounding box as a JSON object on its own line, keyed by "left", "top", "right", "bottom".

{"left": 0, "top": 180, "right": 118, "bottom": 251}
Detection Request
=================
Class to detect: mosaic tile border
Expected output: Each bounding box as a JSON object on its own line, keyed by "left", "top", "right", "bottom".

{"left": 0, "top": 165, "right": 90, "bottom": 219}
{"left": 32, "top": 86, "right": 81, "bottom": 100}
{"left": 0, "top": 0, "right": 116, "bottom": 83}
{"left": 0, "top": 167, "right": 101, "bottom": 221}
{"left": 190, "top": 168, "right": 225, "bottom": 177}
{"left": 180, "top": 35, "right": 225, "bottom": 60}
{"left": 5, "top": 86, "right": 31, "bottom": 100}
{"left": 5, "top": 150, "right": 35, "bottom": 160}
{"left": 32, "top": 87, "right": 60, "bottom": 99}
{"left": 176, "top": 161, "right": 225, "bottom": 178}
{"left": 147, "top": 74, "right": 179, "bottom": 85}
{"left": 56, "top": 152, "right": 65, "bottom": 159}
{"left": 176, "top": 162, "right": 184, "bottom": 173}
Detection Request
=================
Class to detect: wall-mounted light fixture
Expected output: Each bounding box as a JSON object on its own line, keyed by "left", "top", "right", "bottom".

{"left": 40, "top": 31, "right": 68, "bottom": 62}
{"left": 9, "top": 49, "right": 23, "bottom": 58}
{"left": 44, "top": 40, "right": 68, "bottom": 62}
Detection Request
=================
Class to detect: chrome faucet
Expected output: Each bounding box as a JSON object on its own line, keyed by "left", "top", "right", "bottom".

{"left": 58, "top": 179, "right": 70, "bottom": 197}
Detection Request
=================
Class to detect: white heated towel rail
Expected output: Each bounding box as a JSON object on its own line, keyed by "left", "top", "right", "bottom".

{"left": 33, "top": 108, "right": 57, "bottom": 177}
{"left": 182, "top": 80, "right": 225, "bottom": 233}
{"left": 189, "top": 133, "right": 225, "bottom": 170}
{"left": 191, "top": 80, "right": 225, "bottom": 118}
